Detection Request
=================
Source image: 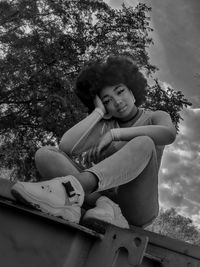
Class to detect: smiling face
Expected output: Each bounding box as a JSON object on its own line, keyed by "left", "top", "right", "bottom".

{"left": 99, "top": 84, "right": 137, "bottom": 121}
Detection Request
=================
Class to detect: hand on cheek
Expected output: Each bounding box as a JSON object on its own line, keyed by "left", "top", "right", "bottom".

{"left": 94, "top": 95, "right": 112, "bottom": 120}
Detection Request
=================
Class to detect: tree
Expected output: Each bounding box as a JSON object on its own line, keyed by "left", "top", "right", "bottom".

{"left": 147, "top": 208, "right": 200, "bottom": 245}
{"left": 144, "top": 79, "right": 191, "bottom": 131}
{"left": 0, "top": 0, "right": 191, "bottom": 180}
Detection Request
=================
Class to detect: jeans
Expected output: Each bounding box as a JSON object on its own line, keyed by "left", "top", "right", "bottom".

{"left": 35, "top": 136, "right": 160, "bottom": 227}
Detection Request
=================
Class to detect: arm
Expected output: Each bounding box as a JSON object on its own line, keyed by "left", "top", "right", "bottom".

{"left": 59, "top": 108, "right": 104, "bottom": 154}
{"left": 111, "top": 110, "right": 176, "bottom": 146}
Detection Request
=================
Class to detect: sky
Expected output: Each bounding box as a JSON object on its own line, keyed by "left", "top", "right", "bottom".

{"left": 104, "top": 0, "right": 200, "bottom": 226}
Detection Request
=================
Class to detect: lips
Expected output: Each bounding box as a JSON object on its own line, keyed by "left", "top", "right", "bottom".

{"left": 117, "top": 106, "right": 127, "bottom": 113}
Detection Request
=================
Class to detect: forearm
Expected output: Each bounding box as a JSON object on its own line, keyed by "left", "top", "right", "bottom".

{"left": 59, "top": 108, "right": 104, "bottom": 153}
{"left": 111, "top": 125, "right": 176, "bottom": 146}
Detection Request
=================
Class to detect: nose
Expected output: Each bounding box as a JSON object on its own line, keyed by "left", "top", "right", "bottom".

{"left": 113, "top": 96, "right": 122, "bottom": 106}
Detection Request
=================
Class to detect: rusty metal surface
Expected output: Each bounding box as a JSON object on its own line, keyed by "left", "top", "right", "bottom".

{"left": 130, "top": 225, "right": 200, "bottom": 267}
{"left": 1, "top": 197, "right": 200, "bottom": 267}
{"left": 0, "top": 197, "right": 102, "bottom": 238}
{"left": 85, "top": 225, "right": 148, "bottom": 267}
{"left": 130, "top": 225, "right": 200, "bottom": 261}
{"left": 0, "top": 198, "right": 99, "bottom": 267}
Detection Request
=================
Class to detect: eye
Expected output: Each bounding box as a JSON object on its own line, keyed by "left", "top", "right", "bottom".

{"left": 116, "top": 88, "right": 125, "bottom": 95}
{"left": 103, "top": 99, "right": 111, "bottom": 105}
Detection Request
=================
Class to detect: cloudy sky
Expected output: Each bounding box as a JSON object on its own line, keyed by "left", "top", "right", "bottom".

{"left": 105, "top": 0, "right": 200, "bottom": 226}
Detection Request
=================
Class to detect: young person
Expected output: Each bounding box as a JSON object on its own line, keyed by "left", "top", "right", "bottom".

{"left": 11, "top": 56, "right": 176, "bottom": 229}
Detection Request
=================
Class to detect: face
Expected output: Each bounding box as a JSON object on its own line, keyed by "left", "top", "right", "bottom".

{"left": 99, "top": 84, "right": 137, "bottom": 121}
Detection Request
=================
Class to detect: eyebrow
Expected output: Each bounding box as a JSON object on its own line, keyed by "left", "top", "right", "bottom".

{"left": 101, "top": 84, "right": 122, "bottom": 100}
{"left": 113, "top": 84, "right": 122, "bottom": 91}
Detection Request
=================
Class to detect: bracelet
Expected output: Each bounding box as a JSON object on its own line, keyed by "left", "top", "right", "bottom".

{"left": 110, "top": 129, "right": 121, "bottom": 141}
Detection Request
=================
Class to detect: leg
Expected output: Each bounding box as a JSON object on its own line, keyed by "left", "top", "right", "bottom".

{"left": 35, "top": 146, "right": 82, "bottom": 180}
{"left": 11, "top": 137, "right": 158, "bottom": 226}
{"left": 117, "top": 145, "right": 159, "bottom": 227}
{"left": 35, "top": 146, "right": 101, "bottom": 206}
{"left": 10, "top": 145, "right": 100, "bottom": 222}
{"left": 0, "top": 146, "right": 86, "bottom": 202}
{"left": 85, "top": 136, "right": 159, "bottom": 227}
{"left": 87, "top": 136, "right": 157, "bottom": 191}
{"left": 0, "top": 146, "right": 97, "bottom": 203}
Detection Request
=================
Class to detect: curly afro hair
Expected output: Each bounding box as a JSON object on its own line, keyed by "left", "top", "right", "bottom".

{"left": 75, "top": 55, "right": 147, "bottom": 113}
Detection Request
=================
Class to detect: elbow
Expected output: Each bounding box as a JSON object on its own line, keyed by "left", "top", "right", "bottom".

{"left": 168, "top": 132, "right": 176, "bottom": 144}
{"left": 167, "top": 128, "right": 177, "bottom": 145}
{"left": 158, "top": 126, "right": 176, "bottom": 145}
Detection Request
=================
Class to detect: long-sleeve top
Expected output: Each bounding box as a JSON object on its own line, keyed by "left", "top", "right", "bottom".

{"left": 59, "top": 108, "right": 176, "bottom": 169}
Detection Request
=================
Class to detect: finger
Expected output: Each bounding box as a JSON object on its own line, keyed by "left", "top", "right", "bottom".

{"left": 86, "top": 149, "right": 91, "bottom": 165}
{"left": 94, "top": 95, "right": 100, "bottom": 108}
{"left": 93, "top": 146, "right": 100, "bottom": 163}
{"left": 96, "top": 142, "right": 104, "bottom": 158}
{"left": 98, "top": 149, "right": 106, "bottom": 162}
{"left": 91, "top": 146, "right": 97, "bottom": 163}
{"left": 85, "top": 148, "right": 94, "bottom": 166}
{"left": 91, "top": 146, "right": 99, "bottom": 164}
{"left": 89, "top": 147, "right": 96, "bottom": 164}
{"left": 83, "top": 150, "right": 89, "bottom": 167}
{"left": 94, "top": 95, "right": 106, "bottom": 114}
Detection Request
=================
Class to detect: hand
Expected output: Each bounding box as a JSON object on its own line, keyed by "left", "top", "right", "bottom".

{"left": 94, "top": 95, "right": 106, "bottom": 114}
{"left": 84, "top": 131, "right": 113, "bottom": 165}
{"left": 94, "top": 95, "right": 112, "bottom": 120}
{"left": 84, "top": 146, "right": 102, "bottom": 166}
{"left": 96, "top": 131, "right": 113, "bottom": 156}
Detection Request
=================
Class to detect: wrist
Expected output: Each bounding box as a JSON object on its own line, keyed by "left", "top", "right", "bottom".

{"left": 95, "top": 108, "right": 105, "bottom": 117}
{"left": 110, "top": 129, "right": 121, "bottom": 141}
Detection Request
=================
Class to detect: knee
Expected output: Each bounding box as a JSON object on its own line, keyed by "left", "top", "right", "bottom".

{"left": 140, "top": 136, "right": 155, "bottom": 149}
{"left": 35, "top": 146, "right": 58, "bottom": 165}
{"left": 129, "top": 136, "right": 155, "bottom": 153}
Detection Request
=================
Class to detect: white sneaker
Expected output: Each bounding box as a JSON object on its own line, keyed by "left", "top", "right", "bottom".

{"left": 82, "top": 196, "right": 129, "bottom": 232}
{"left": 11, "top": 176, "right": 84, "bottom": 223}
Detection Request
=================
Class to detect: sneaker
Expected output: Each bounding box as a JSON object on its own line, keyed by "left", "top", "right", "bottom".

{"left": 82, "top": 196, "right": 129, "bottom": 233}
{"left": 11, "top": 176, "right": 84, "bottom": 223}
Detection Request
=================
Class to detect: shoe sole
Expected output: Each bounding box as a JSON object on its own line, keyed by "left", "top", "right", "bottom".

{"left": 11, "top": 187, "right": 80, "bottom": 223}
{"left": 82, "top": 217, "right": 109, "bottom": 234}
{"left": 82, "top": 216, "right": 129, "bottom": 234}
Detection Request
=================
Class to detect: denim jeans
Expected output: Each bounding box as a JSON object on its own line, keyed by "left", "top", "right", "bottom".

{"left": 35, "top": 135, "right": 160, "bottom": 227}
{"left": 87, "top": 136, "right": 158, "bottom": 191}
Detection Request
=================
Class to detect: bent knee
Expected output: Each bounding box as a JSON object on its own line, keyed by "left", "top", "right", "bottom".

{"left": 139, "top": 136, "right": 155, "bottom": 149}
{"left": 35, "top": 146, "right": 59, "bottom": 164}
{"left": 129, "top": 136, "right": 155, "bottom": 153}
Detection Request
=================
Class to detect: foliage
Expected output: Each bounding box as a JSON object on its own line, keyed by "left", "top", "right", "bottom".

{"left": 144, "top": 80, "right": 192, "bottom": 131}
{"left": 147, "top": 208, "right": 200, "bottom": 245}
{"left": 0, "top": 0, "right": 191, "bottom": 180}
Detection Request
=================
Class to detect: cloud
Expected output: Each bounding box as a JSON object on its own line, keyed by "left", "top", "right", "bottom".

{"left": 189, "top": 95, "right": 200, "bottom": 108}
{"left": 159, "top": 106, "right": 200, "bottom": 226}
{"left": 159, "top": 182, "right": 184, "bottom": 207}
{"left": 104, "top": 0, "right": 139, "bottom": 9}
{"left": 179, "top": 108, "right": 200, "bottom": 143}
{"left": 144, "top": 0, "right": 200, "bottom": 98}
{"left": 105, "top": 0, "right": 200, "bottom": 99}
